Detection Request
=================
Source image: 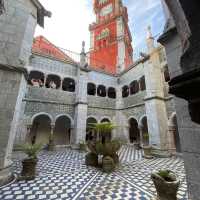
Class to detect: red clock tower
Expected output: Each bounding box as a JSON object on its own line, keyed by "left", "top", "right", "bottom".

{"left": 89, "top": 0, "right": 133, "bottom": 74}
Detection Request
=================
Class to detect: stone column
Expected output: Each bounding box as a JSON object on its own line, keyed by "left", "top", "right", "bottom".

{"left": 59, "top": 78, "right": 63, "bottom": 90}
{"left": 43, "top": 74, "right": 47, "bottom": 88}
{"left": 48, "top": 124, "right": 55, "bottom": 151}
{"left": 138, "top": 126, "right": 143, "bottom": 147}
{"left": 144, "top": 27, "right": 169, "bottom": 151}
{"left": 25, "top": 124, "right": 32, "bottom": 143}
{"left": 114, "top": 83, "right": 129, "bottom": 142}
{"left": 73, "top": 42, "right": 90, "bottom": 145}
{"left": 167, "top": 124, "right": 176, "bottom": 154}
{"left": 0, "top": 0, "right": 50, "bottom": 186}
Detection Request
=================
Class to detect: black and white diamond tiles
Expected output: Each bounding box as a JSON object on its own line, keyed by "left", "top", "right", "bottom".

{"left": 0, "top": 147, "right": 188, "bottom": 200}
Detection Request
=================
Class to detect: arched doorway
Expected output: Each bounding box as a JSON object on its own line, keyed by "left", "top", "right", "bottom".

{"left": 168, "top": 113, "right": 181, "bottom": 152}
{"left": 139, "top": 116, "right": 149, "bottom": 145}
{"left": 54, "top": 116, "right": 71, "bottom": 146}
{"left": 100, "top": 118, "right": 112, "bottom": 142}
{"left": 129, "top": 118, "right": 140, "bottom": 143}
{"left": 86, "top": 117, "right": 97, "bottom": 142}
{"left": 30, "top": 114, "right": 52, "bottom": 145}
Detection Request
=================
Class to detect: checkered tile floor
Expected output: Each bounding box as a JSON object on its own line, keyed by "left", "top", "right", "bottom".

{"left": 118, "top": 145, "right": 142, "bottom": 163}
{"left": 0, "top": 146, "right": 188, "bottom": 200}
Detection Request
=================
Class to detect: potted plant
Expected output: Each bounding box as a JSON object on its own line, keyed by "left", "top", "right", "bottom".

{"left": 85, "top": 141, "right": 99, "bottom": 167}
{"left": 79, "top": 141, "right": 87, "bottom": 152}
{"left": 86, "top": 122, "right": 121, "bottom": 172}
{"left": 20, "top": 143, "right": 42, "bottom": 180}
{"left": 151, "top": 170, "right": 180, "bottom": 200}
{"left": 142, "top": 133, "right": 153, "bottom": 158}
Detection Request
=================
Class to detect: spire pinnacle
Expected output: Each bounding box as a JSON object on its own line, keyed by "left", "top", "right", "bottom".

{"left": 147, "top": 25, "right": 153, "bottom": 39}
{"left": 81, "top": 41, "right": 86, "bottom": 54}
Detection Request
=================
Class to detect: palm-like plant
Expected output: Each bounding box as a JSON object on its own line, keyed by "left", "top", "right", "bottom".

{"left": 89, "top": 122, "right": 116, "bottom": 143}
{"left": 21, "top": 143, "right": 43, "bottom": 159}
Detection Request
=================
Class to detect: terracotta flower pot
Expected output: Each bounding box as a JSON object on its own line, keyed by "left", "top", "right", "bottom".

{"left": 21, "top": 158, "right": 38, "bottom": 180}
{"left": 102, "top": 156, "right": 115, "bottom": 173}
{"left": 143, "top": 145, "right": 153, "bottom": 159}
{"left": 85, "top": 152, "right": 98, "bottom": 167}
{"left": 151, "top": 171, "right": 180, "bottom": 200}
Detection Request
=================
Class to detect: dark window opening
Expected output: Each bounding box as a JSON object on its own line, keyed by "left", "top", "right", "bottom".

{"left": 46, "top": 75, "right": 61, "bottom": 89}
{"left": 87, "top": 83, "right": 96, "bottom": 95}
{"left": 130, "top": 80, "right": 139, "bottom": 95}
{"left": 29, "top": 71, "right": 44, "bottom": 87}
{"left": 108, "top": 87, "right": 116, "bottom": 99}
{"left": 97, "top": 85, "right": 106, "bottom": 97}
{"left": 122, "top": 85, "right": 129, "bottom": 98}
{"left": 62, "top": 78, "right": 75, "bottom": 92}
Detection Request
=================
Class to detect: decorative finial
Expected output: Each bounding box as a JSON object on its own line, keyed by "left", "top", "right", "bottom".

{"left": 81, "top": 41, "right": 86, "bottom": 54}
{"left": 80, "top": 41, "right": 88, "bottom": 68}
{"left": 147, "top": 25, "right": 153, "bottom": 39}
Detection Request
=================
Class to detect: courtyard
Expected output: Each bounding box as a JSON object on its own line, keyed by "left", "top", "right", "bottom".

{"left": 0, "top": 146, "right": 188, "bottom": 200}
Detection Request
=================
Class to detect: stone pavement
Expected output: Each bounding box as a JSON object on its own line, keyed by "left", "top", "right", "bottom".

{"left": 0, "top": 146, "right": 188, "bottom": 200}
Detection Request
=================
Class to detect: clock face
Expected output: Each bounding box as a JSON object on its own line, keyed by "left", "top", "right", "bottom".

{"left": 100, "top": 4, "right": 113, "bottom": 16}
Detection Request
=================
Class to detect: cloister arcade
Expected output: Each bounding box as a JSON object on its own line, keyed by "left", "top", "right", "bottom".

{"left": 122, "top": 75, "right": 146, "bottom": 98}
{"left": 26, "top": 113, "right": 72, "bottom": 147}
{"left": 28, "top": 70, "right": 76, "bottom": 92}
{"left": 28, "top": 71, "right": 146, "bottom": 99}
{"left": 25, "top": 111, "right": 151, "bottom": 147}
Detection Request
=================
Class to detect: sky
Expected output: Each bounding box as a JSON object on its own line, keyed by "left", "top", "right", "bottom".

{"left": 35, "top": 0, "right": 165, "bottom": 58}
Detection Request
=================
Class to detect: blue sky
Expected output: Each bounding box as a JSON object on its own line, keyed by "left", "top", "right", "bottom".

{"left": 124, "top": 0, "right": 165, "bottom": 57}
{"left": 36, "top": 0, "right": 165, "bottom": 59}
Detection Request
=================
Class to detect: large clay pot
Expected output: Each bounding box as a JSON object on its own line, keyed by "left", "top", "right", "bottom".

{"left": 151, "top": 172, "right": 180, "bottom": 200}
{"left": 21, "top": 158, "right": 38, "bottom": 180}
{"left": 143, "top": 145, "right": 153, "bottom": 159}
{"left": 102, "top": 156, "right": 115, "bottom": 173}
{"left": 85, "top": 152, "right": 98, "bottom": 167}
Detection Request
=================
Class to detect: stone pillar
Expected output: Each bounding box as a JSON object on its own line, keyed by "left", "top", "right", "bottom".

{"left": 73, "top": 42, "right": 90, "bottom": 145}
{"left": 0, "top": 0, "right": 50, "bottom": 186}
{"left": 138, "top": 126, "right": 143, "bottom": 146}
{"left": 48, "top": 124, "right": 55, "bottom": 150}
{"left": 25, "top": 124, "right": 32, "bottom": 143}
{"left": 59, "top": 78, "right": 63, "bottom": 90}
{"left": 113, "top": 82, "right": 129, "bottom": 142}
{"left": 144, "top": 27, "right": 169, "bottom": 150}
{"left": 167, "top": 124, "right": 176, "bottom": 154}
{"left": 43, "top": 74, "right": 47, "bottom": 88}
